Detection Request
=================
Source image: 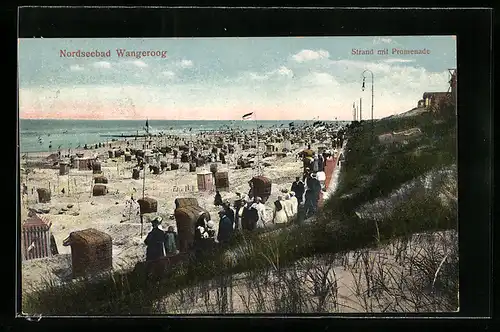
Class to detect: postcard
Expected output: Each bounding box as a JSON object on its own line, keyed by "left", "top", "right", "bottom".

{"left": 18, "top": 36, "right": 458, "bottom": 315}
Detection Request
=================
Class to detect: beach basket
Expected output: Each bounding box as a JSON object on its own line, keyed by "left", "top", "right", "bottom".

{"left": 189, "top": 163, "right": 196, "bottom": 172}
{"left": 132, "top": 168, "right": 140, "bottom": 180}
{"left": 171, "top": 163, "right": 179, "bottom": 170}
{"left": 124, "top": 153, "right": 132, "bottom": 162}
{"left": 250, "top": 176, "right": 272, "bottom": 203}
{"left": 59, "top": 162, "right": 70, "bottom": 175}
{"left": 174, "top": 197, "right": 200, "bottom": 209}
{"left": 149, "top": 165, "right": 160, "bottom": 175}
{"left": 63, "top": 228, "right": 112, "bottom": 279}
{"left": 137, "top": 197, "right": 158, "bottom": 214}
{"left": 215, "top": 172, "right": 229, "bottom": 191}
{"left": 22, "top": 214, "right": 52, "bottom": 260}
{"left": 36, "top": 188, "right": 51, "bottom": 203}
{"left": 197, "top": 172, "right": 213, "bottom": 192}
{"left": 108, "top": 150, "right": 115, "bottom": 158}
{"left": 92, "top": 161, "right": 102, "bottom": 174}
{"left": 174, "top": 205, "right": 210, "bottom": 253}
{"left": 92, "top": 184, "right": 107, "bottom": 196}
{"left": 144, "top": 153, "right": 153, "bottom": 164}
{"left": 94, "top": 176, "right": 108, "bottom": 184}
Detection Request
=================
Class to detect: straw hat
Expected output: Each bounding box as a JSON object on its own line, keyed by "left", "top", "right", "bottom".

{"left": 151, "top": 216, "right": 163, "bottom": 225}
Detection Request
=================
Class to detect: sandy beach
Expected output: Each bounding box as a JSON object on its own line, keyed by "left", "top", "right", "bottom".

{"left": 20, "top": 133, "right": 338, "bottom": 292}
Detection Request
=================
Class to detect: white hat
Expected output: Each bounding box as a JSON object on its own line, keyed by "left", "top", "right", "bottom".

{"left": 206, "top": 220, "right": 215, "bottom": 229}
{"left": 151, "top": 216, "right": 163, "bottom": 224}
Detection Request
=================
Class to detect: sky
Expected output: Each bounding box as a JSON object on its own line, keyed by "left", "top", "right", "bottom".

{"left": 18, "top": 36, "right": 456, "bottom": 121}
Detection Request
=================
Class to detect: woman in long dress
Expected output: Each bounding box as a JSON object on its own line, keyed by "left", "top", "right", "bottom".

{"left": 289, "top": 191, "right": 298, "bottom": 218}
{"left": 282, "top": 194, "right": 293, "bottom": 221}
{"left": 273, "top": 196, "right": 288, "bottom": 224}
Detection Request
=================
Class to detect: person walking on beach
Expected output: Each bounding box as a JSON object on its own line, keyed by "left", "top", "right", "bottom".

{"left": 193, "top": 213, "right": 213, "bottom": 259}
{"left": 164, "top": 226, "right": 178, "bottom": 255}
{"left": 291, "top": 177, "right": 305, "bottom": 204}
{"left": 273, "top": 196, "right": 288, "bottom": 224}
{"left": 233, "top": 194, "right": 244, "bottom": 230}
{"left": 289, "top": 191, "right": 298, "bottom": 218}
{"left": 318, "top": 153, "right": 325, "bottom": 172}
{"left": 254, "top": 197, "right": 267, "bottom": 228}
{"left": 304, "top": 188, "right": 316, "bottom": 218}
{"left": 217, "top": 207, "right": 234, "bottom": 246}
{"left": 222, "top": 200, "right": 235, "bottom": 228}
{"left": 313, "top": 154, "right": 319, "bottom": 173}
{"left": 241, "top": 198, "right": 258, "bottom": 231}
{"left": 144, "top": 216, "right": 166, "bottom": 262}
{"left": 309, "top": 173, "right": 322, "bottom": 211}
{"left": 214, "top": 190, "right": 223, "bottom": 206}
{"left": 285, "top": 194, "right": 295, "bottom": 219}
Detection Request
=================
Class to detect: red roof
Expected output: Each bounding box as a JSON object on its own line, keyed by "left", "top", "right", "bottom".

{"left": 23, "top": 214, "right": 51, "bottom": 230}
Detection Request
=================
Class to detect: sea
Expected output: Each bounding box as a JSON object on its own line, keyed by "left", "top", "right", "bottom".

{"left": 19, "top": 119, "right": 348, "bottom": 153}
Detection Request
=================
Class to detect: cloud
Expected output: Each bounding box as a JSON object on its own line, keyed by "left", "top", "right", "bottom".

{"left": 276, "top": 66, "right": 293, "bottom": 78}
{"left": 248, "top": 72, "right": 269, "bottom": 81}
{"left": 178, "top": 59, "right": 193, "bottom": 69}
{"left": 69, "top": 64, "right": 84, "bottom": 72}
{"left": 161, "top": 71, "right": 175, "bottom": 79}
{"left": 241, "top": 66, "right": 294, "bottom": 82}
{"left": 292, "top": 49, "right": 330, "bottom": 63}
{"left": 301, "top": 72, "right": 338, "bottom": 86}
{"left": 383, "top": 58, "right": 416, "bottom": 64}
{"left": 131, "top": 60, "right": 148, "bottom": 68}
{"left": 92, "top": 61, "right": 112, "bottom": 69}
{"left": 20, "top": 60, "right": 452, "bottom": 121}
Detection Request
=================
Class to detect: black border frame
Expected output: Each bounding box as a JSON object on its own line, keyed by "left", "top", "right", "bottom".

{"left": 8, "top": 6, "right": 494, "bottom": 330}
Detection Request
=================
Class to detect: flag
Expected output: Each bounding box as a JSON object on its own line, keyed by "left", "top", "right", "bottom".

{"left": 242, "top": 112, "right": 253, "bottom": 120}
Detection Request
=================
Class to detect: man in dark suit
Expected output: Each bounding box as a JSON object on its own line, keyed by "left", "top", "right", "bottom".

{"left": 291, "top": 177, "right": 305, "bottom": 204}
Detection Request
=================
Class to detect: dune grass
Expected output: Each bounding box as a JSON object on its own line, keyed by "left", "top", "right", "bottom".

{"left": 22, "top": 105, "right": 458, "bottom": 315}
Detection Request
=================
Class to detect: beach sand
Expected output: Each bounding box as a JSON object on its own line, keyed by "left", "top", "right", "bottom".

{"left": 20, "top": 138, "right": 331, "bottom": 292}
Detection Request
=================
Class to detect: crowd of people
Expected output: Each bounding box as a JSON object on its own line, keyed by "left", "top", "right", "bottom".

{"left": 143, "top": 169, "right": 325, "bottom": 263}
{"left": 143, "top": 135, "right": 346, "bottom": 264}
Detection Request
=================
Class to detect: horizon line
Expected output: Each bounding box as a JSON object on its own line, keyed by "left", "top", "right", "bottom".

{"left": 19, "top": 118, "right": 351, "bottom": 121}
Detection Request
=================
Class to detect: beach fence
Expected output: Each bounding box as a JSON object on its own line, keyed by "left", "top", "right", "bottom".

{"left": 22, "top": 213, "right": 53, "bottom": 261}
